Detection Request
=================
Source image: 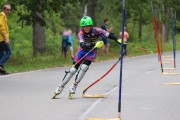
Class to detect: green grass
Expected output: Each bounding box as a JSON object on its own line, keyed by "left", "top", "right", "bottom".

{"left": 5, "top": 35, "right": 180, "bottom": 74}
{"left": 6, "top": 55, "right": 72, "bottom": 73}
{"left": 4, "top": 12, "right": 180, "bottom": 74}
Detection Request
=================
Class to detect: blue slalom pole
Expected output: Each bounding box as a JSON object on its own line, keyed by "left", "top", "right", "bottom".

{"left": 118, "top": 0, "right": 125, "bottom": 118}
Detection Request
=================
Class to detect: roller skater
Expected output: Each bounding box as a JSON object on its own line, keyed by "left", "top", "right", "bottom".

{"left": 52, "top": 16, "right": 121, "bottom": 99}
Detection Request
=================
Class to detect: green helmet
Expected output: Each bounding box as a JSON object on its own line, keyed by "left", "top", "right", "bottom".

{"left": 80, "top": 16, "right": 93, "bottom": 27}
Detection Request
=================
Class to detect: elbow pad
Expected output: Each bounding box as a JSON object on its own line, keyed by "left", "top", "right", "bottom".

{"left": 80, "top": 42, "right": 96, "bottom": 49}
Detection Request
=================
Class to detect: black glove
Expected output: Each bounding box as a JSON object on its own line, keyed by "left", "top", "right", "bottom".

{"left": 108, "top": 33, "right": 121, "bottom": 44}
{"left": 80, "top": 42, "right": 96, "bottom": 50}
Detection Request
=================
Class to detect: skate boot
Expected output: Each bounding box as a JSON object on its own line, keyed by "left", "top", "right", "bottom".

{"left": 52, "top": 85, "right": 64, "bottom": 99}
{"left": 69, "top": 83, "right": 77, "bottom": 99}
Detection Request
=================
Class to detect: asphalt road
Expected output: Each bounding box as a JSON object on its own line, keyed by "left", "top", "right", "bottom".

{"left": 0, "top": 52, "right": 180, "bottom": 120}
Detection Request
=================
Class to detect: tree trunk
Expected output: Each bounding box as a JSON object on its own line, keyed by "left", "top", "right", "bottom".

{"left": 163, "top": 22, "right": 169, "bottom": 42}
{"left": 82, "top": 0, "right": 87, "bottom": 16}
{"left": 33, "top": 21, "right": 46, "bottom": 56}
{"left": 163, "top": 8, "right": 171, "bottom": 42}
{"left": 138, "top": 11, "right": 142, "bottom": 40}
{"left": 87, "top": 1, "right": 96, "bottom": 26}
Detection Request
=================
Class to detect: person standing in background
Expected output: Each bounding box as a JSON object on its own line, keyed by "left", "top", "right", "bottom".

{"left": 119, "top": 26, "right": 129, "bottom": 56}
{"left": 101, "top": 19, "right": 113, "bottom": 55}
{"left": 61, "top": 30, "right": 74, "bottom": 59}
{"left": 67, "top": 30, "right": 74, "bottom": 60}
{"left": 0, "top": 4, "right": 12, "bottom": 75}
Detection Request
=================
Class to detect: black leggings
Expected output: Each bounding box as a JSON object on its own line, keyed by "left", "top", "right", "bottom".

{"left": 73, "top": 60, "right": 92, "bottom": 70}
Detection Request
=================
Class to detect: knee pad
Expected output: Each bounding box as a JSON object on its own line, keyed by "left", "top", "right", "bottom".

{"left": 62, "top": 67, "right": 77, "bottom": 85}
{"left": 69, "top": 67, "right": 77, "bottom": 74}
{"left": 75, "top": 64, "right": 89, "bottom": 83}
{"left": 81, "top": 64, "right": 89, "bottom": 72}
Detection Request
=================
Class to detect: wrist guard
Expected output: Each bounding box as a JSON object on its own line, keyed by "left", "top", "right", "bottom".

{"left": 108, "top": 33, "right": 118, "bottom": 40}
{"left": 80, "top": 42, "right": 96, "bottom": 50}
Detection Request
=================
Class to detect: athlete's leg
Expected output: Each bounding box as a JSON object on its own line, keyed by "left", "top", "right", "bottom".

{"left": 54, "top": 63, "right": 80, "bottom": 95}
{"left": 69, "top": 60, "right": 91, "bottom": 94}
{"left": 69, "top": 48, "right": 96, "bottom": 94}
{"left": 54, "top": 48, "right": 85, "bottom": 95}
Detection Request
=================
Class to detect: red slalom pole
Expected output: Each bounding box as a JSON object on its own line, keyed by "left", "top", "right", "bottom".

{"left": 171, "top": 8, "right": 176, "bottom": 68}
{"left": 150, "top": 0, "right": 163, "bottom": 73}
{"left": 159, "top": 10, "right": 163, "bottom": 55}
{"left": 83, "top": 57, "right": 121, "bottom": 94}
{"left": 136, "top": 47, "right": 153, "bottom": 54}
{"left": 160, "top": 21, "right": 163, "bottom": 54}
{"left": 73, "top": 46, "right": 95, "bottom": 66}
{"left": 128, "top": 44, "right": 153, "bottom": 54}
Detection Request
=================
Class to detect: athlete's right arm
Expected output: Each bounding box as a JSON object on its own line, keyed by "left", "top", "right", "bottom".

{"left": 78, "top": 29, "right": 96, "bottom": 49}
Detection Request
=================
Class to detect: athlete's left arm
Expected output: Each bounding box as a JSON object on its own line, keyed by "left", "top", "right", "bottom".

{"left": 95, "top": 27, "right": 120, "bottom": 44}
{"left": 108, "top": 33, "right": 118, "bottom": 41}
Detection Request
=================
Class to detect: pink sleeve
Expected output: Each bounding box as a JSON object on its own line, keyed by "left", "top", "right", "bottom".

{"left": 78, "top": 30, "right": 85, "bottom": 43}
{"left": 95, "top": 27, "right": 109, "bottom": 37}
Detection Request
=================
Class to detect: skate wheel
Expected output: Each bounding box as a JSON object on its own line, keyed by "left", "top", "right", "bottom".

{"left": 69, "top": 93, "right": 73, "bottom": 99}
{"left": 52, "top": 94, "right": 57, "bottom": 99}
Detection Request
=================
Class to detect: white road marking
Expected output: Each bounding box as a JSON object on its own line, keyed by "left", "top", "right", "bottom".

{"left": 79, "top": 86, "right": 118, "bottom": 120}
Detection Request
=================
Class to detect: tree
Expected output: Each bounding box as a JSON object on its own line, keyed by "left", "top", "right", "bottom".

{"left": 9, "top": 0, "right": 80, "bottom": 55}
{"left": 152, "top": 0, "right": 179, "bottom": 42}
{"left": 126, "top": 0, "right": 151, "bottom": 41}
{"left": 60, "top": 2, "right": 82, "bottom": 34}
{"left": 81, "top": 0, "right": 97, "bottom": 26}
